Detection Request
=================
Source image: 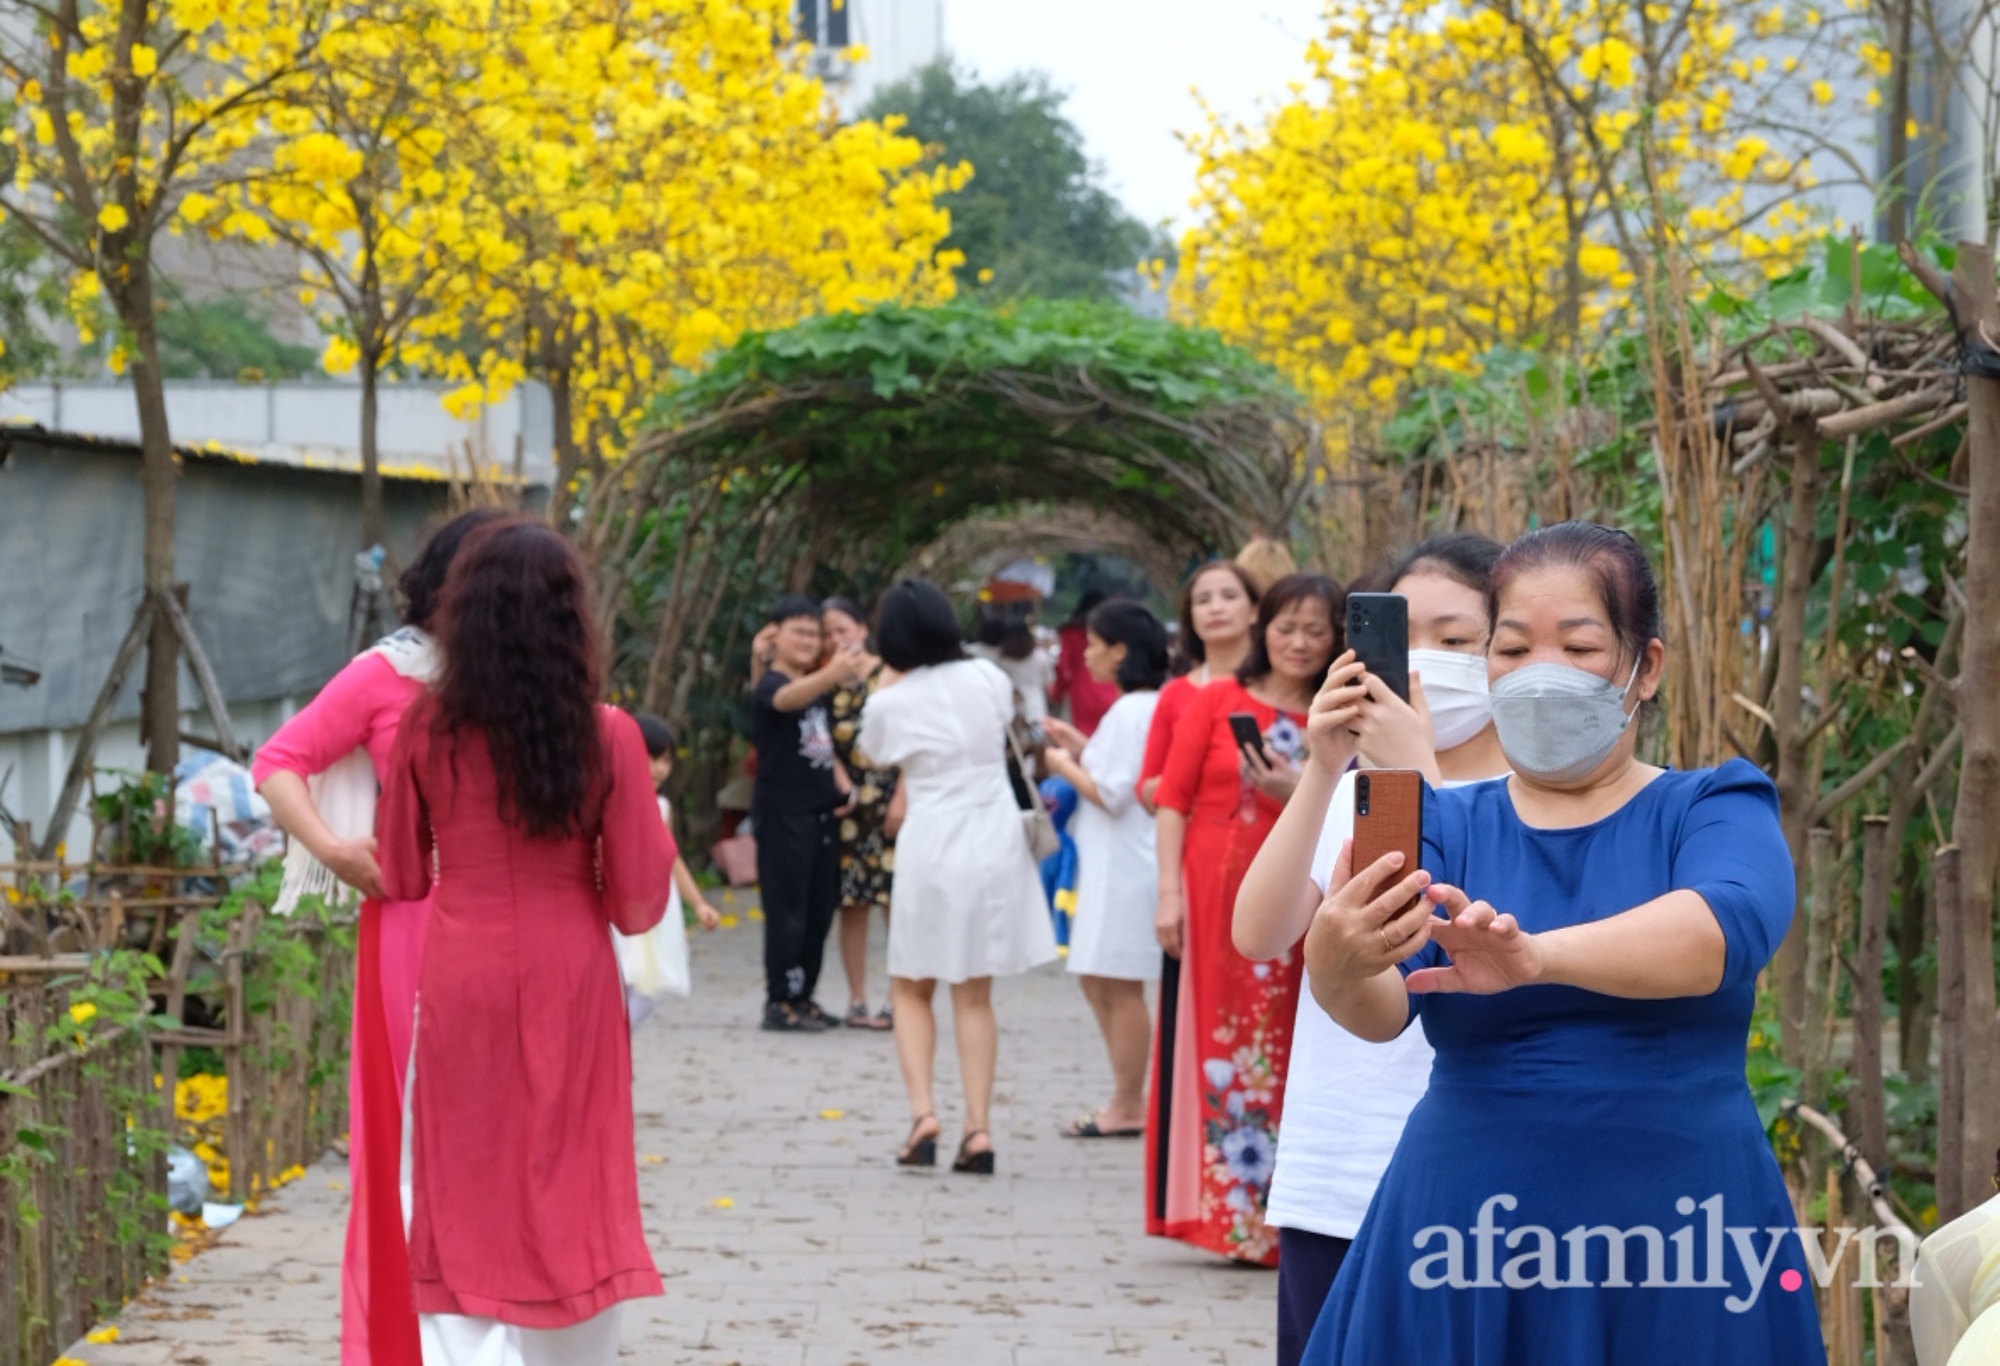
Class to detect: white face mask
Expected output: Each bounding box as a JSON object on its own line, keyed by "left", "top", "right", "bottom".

{"left": 1489, "top": 659, "right": 1643, "bottom": 784}
{"left": 1409, "top": 648, "right": 1492, "bottom": 751}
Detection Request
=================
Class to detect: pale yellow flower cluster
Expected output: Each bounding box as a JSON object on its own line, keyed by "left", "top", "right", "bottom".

{"left": 239, "top": 0, "right": 965, "bottom": 476}
{"left": 1173, "top": 0, "right": 1850, "bottom": 427}
{"left": 2, "top": 0, "right": 963, "bottom": 448}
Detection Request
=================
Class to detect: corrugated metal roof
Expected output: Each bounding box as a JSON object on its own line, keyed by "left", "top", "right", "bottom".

{"left": 0, "top": 422, "right": 455, "bottom": 484}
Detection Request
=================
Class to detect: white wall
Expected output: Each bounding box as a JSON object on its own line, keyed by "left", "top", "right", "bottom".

{"left": 1939, "top": 0, "right": 1998, "bottom": 239}
{"left": 827, "top": 0, "right": 944, "bottom": 113}
{"left": 0, "top": 696, "right": 304, "bottom": 863}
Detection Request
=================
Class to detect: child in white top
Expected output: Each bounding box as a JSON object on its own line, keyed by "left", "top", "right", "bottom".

{"left": 617, "top": 714, "right": 719, "bottom": 1028}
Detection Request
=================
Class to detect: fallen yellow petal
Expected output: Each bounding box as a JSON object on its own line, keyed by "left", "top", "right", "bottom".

{"left": 640, "top": 1154, "right": 665, "bottom": 1165}
{"left": 819, "top": 1109, "right": 844, "bottom": 1120}
{"left": 711, "top": 1196, "right": 734, "bottom": 1208}
{"left": 86, "top": 1325, "right": 120, "bottom": 1343}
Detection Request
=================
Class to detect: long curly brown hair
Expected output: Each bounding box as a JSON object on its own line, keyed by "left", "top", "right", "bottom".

{"left": 430, "top": 518, "right": 605, "bottom": 840}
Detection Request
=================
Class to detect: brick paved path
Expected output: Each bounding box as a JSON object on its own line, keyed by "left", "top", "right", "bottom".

{"left": 64, "top": 892, "right": 1275, "bottom": 1365}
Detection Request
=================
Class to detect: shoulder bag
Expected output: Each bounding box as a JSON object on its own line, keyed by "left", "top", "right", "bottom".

{"left": 1005, "top": 725, "right": 1062, "bottom": 862}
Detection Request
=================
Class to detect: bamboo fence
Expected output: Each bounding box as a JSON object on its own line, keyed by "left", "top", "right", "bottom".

{"left": 0, "top": 841, "right": 352, "bottom": 1366}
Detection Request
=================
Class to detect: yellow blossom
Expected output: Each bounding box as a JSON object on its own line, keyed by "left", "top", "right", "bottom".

{"left": 1577, "top": 37, "right": 1638, "bottom": 89}
{"left": 321, "top": 336, "right": 361, "bottom": 376}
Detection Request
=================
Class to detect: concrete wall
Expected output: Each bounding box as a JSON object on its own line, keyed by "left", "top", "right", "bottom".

{"left": 0, "top": 435, "right": 452, "bottom": 860}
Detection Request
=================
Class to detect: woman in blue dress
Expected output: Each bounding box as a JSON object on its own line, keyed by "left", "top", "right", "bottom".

{"left": 1298, "top": 522, "right": 1825, "bottom": 1365}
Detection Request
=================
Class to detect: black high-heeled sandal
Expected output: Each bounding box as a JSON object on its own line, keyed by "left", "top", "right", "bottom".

{"left": 897, "top": 1114, "right": 938, "bottom": 1167}
{"left": 952, "top": 1131, "right": 995, "bottom": 1176}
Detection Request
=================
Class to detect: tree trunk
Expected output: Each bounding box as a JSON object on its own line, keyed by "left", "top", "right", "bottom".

{"left": 1897, "top": 843, "right": 1934, "bottom": 1081}
{"left": 538, "top": 308, "right": 581, "bottom": 529}
{"left": 1882, "top": 0, "right": 1915, "bottom": 243}
{"left": 547, "top": 367, "right": 580, "bottom": 527}
{"left": 1802, "top": 827, "right": 1837, "bottom": 1103}
{"left": 359, "top": 345, "right": 384, "bottom": 551}
{"left": 1936, "top": 845, "right": 1966, "bottom": 1219}
{"left": 1771, "top": 406, "right": 1823, "bottom": 1067}
{"left": 1855, "top": 815, "right": 1892, "bottom": 1172}
{"left": 1946, "top": 241, "right": 2000, "bottom": 1206}
{"left": 121, "top": 265, "right": 180, "bottom": 775}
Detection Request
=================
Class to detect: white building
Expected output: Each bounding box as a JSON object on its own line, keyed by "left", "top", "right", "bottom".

{"left": 797, "top": 0, "right": 944, "bottom": 114}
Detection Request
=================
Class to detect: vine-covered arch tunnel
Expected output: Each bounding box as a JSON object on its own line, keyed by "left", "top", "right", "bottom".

{"left": 576, "top": 298, "right": 1331, "bottom": 722}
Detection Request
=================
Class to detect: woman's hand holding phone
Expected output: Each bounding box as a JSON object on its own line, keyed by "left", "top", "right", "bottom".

{"left": 1041, "top": 716, "right": 1088, "bottom": 756}
{"left": 1305, "top": 651, "right": 1366, "bottom": 773}
{"left": 1349, "top": 671, "right": 1441, "bottom": 781}
{"left": 1240, "top": 744, "right": 1302, "bottom": 802}
{"left": 1303, "top": 839, "right": 1437, "bottom": 988}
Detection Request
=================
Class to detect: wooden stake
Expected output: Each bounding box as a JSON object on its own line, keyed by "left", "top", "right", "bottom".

{"left": 36, "top": 597, "right": 155, "bottom": 860}
{"left": 157, "top": 587, "right": 243, "bottom": 761}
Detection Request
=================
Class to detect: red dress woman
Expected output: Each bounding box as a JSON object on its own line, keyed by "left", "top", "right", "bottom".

{"left": 376, "top": 519, "right": 675, "bottom": 1365}
{"left": 1138, "top": 561, "right": 1261, "bottom": 810}
{"left": 1147, "top": 572, "right": 1342, "bottom": 1266}
{"left": 253, "top": 509, "right": 499, "bottom": 1366}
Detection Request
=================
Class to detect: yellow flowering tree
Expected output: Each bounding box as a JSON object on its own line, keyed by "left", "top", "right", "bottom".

{"left": 1175, "top": 0, "right": 1853, "bottom": 419}
{"left": 1177, "top": 5, "right": 1592, "bottom": 411}
{"left": 198, "top": 0, "right": 477, "bottom": 549}
{"left": 0, "top": 0, "right": 329, "bottom": 772}
{"left": 399, "top": 0, "right": 966, "bottom": 518}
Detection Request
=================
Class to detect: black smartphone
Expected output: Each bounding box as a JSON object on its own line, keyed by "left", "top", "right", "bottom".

{"left": 1346, "top": 592, "right": 1410, "bottom": 702}
{"left": 1227, "top": 712, "right": 1270, "bottom": 765}
{"left": 1352, "top": 770, "right": 1425, "bottom": 916}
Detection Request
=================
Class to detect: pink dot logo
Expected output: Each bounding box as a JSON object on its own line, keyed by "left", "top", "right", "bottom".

{"left": 1779, "top": 1269, "right": 1804, "bottom": 1293}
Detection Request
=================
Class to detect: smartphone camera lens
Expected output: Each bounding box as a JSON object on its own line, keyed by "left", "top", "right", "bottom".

{"left": 1356, "top": 774, "right": 1370, "bottom": 816}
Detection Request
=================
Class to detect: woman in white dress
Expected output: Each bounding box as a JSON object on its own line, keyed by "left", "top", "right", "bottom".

{"left": 1041, "top": 599, "right": 1171, "bottom": 1140}
{"left": 858, "top": 580, "right": 1059, "bottom": 1175}
{"left": 1231, "top": 533, "right": 1508, "bottom": 1366}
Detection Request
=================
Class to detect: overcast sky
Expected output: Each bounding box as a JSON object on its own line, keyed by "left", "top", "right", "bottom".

{"left": 938, "top": 0, "right": 1330, "bottom": 232}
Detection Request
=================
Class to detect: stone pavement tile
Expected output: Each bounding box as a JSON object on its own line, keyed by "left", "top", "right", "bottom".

{"left": 1114, "top": 1321, "right": 1278, "bottom": 1357}
{"left": 62, "top": 911, "right": 1270, "bottom": 1362}
{"left": 616, "top": 1342, "right": 805, "bottom": 1366}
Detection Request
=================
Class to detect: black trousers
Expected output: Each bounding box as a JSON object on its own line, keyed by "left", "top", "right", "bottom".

{"left": 1277, "top": 1226, "right": 1352, "bottom": 1366}
{"left": 755, "top": 806, "right": 840, "bottom": 1006}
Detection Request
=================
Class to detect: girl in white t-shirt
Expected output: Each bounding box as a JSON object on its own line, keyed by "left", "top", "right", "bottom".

{"left": 1231, "top": 535, "right": 1508, "bottom": 1366}
{"left": 1040, "top": 600, "right": 1172, "bottom": 1139}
